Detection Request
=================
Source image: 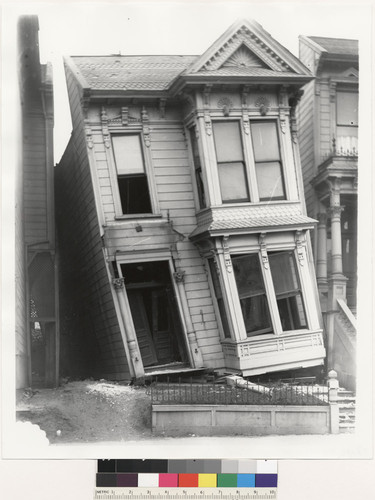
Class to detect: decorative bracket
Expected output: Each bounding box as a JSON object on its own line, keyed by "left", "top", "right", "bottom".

{"left": 173, "top": 269, "right": 186, "bottom": 283}
{"left": 159, "top": 98, "right": 167, "bottom": 119}
{"left": 279, "top": 86, "right": 289, "bottom": 135}
{"left": 255, "top": 96, "right": 270, "bottom": 116}
{"left": 84, "top": 119, "right": 93, "bottom": 149}
{"left": 295, "top": 231, "right": 305, "bottom": 266}
{"left": 121, "top": 106, "right": 129, "bottom": 126}
{"left": 141, "top": 106, "right": 151, "bottom": 147}
{"left": 329, "top": 81, "right": 337, "bottom": 103}
{"left": 259, "top": 233, "right": 269, "bottom": 269}
{"left": 101, "top": 106, "right": 111, "bottom": 148}
{"left": 217, "top": 97, "right": 233, "bottom": 117}
{"left": 241, "top": 85, "right": 250, "bottom": 135}
{"left": 112, "top": 277, "right": 125, "bottom": 290}
{"left": 221, "top": 236, "right": 232, "bottom": 273}
{"left": 203, "top": 85, "right": 212, "bottom": 135}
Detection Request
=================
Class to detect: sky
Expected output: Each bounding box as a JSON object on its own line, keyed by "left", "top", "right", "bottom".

{"left": 2, "top": 1, "right": 372, "bottom": 161}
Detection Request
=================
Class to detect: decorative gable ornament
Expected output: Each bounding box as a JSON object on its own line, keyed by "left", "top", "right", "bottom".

{"left": 222, "top": 45, "right": 268, "bottom": 69}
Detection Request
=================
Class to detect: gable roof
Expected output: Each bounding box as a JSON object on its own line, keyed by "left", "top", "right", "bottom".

{"left": 307, "top": 36, "right": 358, "bottom": 56}
{"left": 64, "top": 18, "right": 312, "bottom": 97}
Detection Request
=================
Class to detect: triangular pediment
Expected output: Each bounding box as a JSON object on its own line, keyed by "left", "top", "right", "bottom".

{"left": 185, "top": 19, "right": 311, "bottom": 76}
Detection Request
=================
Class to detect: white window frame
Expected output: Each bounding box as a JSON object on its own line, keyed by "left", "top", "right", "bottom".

{"left": 107, "top": 128, "right": 160, "bottom": 218}
{"left": 211, "top": 117, "right": 289, "bottom": 205}
{"left": 213, "top": 244, "right": 319, "bottom": 342}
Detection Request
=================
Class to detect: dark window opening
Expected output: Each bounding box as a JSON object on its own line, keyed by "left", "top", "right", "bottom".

{"left": 213, "top": 121, "right": 250, "bottom": 203}
{"left": 232, "top": 254, "right": 272, "bottom": 336}
{"left": 112, "top": 134, "right": 152, "bottom": 215}
{"left": 250, "top": 121, "right": 285, "bottom": 201}
{"left": 208, "top": 259, "right": 231, "bottom": 338}
{"left": 189, "top": 127, "right": 206, "bottom": 209}
{"left": 121, "top": 261, "right": 188, "bottom": 367}
{"left": 268, "top": 251, "right": 307, "bottom": 331}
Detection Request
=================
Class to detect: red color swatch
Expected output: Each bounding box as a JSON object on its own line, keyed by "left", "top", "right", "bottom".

{"left": 178, "top": 473, "right": 199, "bottom": 487}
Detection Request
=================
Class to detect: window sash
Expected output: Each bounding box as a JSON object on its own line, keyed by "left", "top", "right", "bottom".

{"left": 112, "top": 134, "right": 145, "bottom": 175}
{"left": 189, "top": 128, "right": 206, "bottom": 208}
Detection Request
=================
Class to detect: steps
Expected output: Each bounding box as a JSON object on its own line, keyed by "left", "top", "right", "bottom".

{"left": 337, "top": 388, "right": 356, "bottom": 432}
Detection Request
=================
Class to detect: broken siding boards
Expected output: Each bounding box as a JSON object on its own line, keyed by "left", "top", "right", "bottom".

{"left": 57, "top": 128, "right": 130, "bottom": 381}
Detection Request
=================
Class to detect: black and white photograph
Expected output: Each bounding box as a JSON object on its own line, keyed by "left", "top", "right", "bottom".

{"left": 1, "top": 0, "right": 373, "bottom": 460}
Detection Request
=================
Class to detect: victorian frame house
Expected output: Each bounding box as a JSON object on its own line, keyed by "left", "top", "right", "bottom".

{"left": 56, "top": 20, "right": 326, "bottom": 382}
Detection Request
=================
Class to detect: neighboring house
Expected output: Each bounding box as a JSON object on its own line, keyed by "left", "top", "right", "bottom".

{"left": 17, "top": 16, "right": 58, "bottom": 388}
{"left": 298, "top": 36, "right": 358, "bottom": 390}
{"left": 56, "top": 19, "right": 325, "bottom": 383}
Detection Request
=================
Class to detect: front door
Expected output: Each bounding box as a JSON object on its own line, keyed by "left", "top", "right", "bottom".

{"left": 122, "top": 261, "right": 188, "bottom": 368}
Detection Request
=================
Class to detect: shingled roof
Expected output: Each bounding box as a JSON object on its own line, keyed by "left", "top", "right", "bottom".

{"left": 69, "top": 55, "right": 197, "bottom": 91}
{"left": 65, "top": 19, "right": 312, "bottom": 96}
{"left": 307, "top": 36, "right": 358, "bottom": 56}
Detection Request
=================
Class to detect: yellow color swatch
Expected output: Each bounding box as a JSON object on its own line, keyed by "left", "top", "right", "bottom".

{"left": 198, "top": 474, "right": 217, "bottom": 487}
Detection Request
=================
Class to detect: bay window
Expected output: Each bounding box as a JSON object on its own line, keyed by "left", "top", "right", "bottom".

{"left": 210, "top": 248, "right": 309, "bottom": 340}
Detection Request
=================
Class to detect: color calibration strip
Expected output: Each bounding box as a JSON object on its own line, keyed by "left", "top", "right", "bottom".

{"left": 96, "top": 459, "right": 277, "bottom": 488}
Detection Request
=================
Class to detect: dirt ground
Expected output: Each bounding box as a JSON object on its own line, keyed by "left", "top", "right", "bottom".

{"left": 16, "top": 380, "right": 153, "bottom": 444}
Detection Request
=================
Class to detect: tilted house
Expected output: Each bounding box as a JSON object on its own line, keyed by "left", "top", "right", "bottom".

{"left": 298, "top": 36, "right": 358, "bottom": 389}
{"left": 56, "top": 20, "right": 325, "bottom": 382}
{"left": 17, "top": 16, "right": 58, "bottom": 388}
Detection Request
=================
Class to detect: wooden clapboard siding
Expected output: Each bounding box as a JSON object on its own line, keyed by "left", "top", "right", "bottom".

{"left": 92, "top": 116, "right": 225, "bottom": 369}
{"left": 56, "top": 77, "right": 131, "bottom": 381}
{"left": 22, "top": 109, "right": 49, "bottom": 243}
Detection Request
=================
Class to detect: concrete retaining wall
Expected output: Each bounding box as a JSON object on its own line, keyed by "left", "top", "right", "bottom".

{"left": 152, "top": 404, "right": 334, "bottom": 436}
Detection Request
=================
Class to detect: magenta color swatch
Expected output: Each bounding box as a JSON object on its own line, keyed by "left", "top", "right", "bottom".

{"left": 159, "top": 473, "right": 178, "bottom": 487}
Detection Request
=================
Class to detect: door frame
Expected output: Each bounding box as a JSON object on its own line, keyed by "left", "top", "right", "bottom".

{"left": 115, "top": 253, "right": 193, "bottom": 375}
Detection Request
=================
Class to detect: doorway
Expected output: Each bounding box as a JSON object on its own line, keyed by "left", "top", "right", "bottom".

{"left": 121, "top": 261, "right": 188, "bottom": 368}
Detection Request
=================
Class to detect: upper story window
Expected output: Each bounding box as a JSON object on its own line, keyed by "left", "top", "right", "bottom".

{"left": 250, "top": 121, "right": 285, "bottom": 201}
{"left": 189, "top": 127, "right": 206, "bottom": 209}
{"left": 111, "top": 134, "right": 152, "bottom": 215}
{"left": 336, "top": 91, "right": 358, "bottom": 153}
{"left": 212, "top": 119, "right": 285, "bottom": 204}
{"left": 213, "top": 121, "right": 250, "bottom": 203}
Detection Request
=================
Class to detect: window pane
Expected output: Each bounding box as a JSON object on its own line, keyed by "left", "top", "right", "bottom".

{"left": 255, "top": 161, "right": 285, "bottom": 200}
{"left": 269, "top": 252, "right": 307, "bottom": 331}
{"left": 112, "top": 135, "right": 145, "bottom": 175}
{"left": 213, "top": 122, "right": 244, "bottom": 162}
{"left": 232, "top": 254, "right": 272, "bottom": 336}
{"left": 208, "top": 259, "right": 231, "bottom": 338}
{"left": 232, "top": 254, "right": 265, "bottom": 297}
{"left": 336, "top": 92, "right": 358, "bottom": 126}
{"left": 118, "top": 175, "right": 152, "bottom": 214}
{"left": 251, "top": 121, "right": 280, "bottom": 161}
{"left": 218, "top": 162, "right": 249, "bottom": 202}
{"left": 240, "top": 295, "right": 272, "bottom": 336}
